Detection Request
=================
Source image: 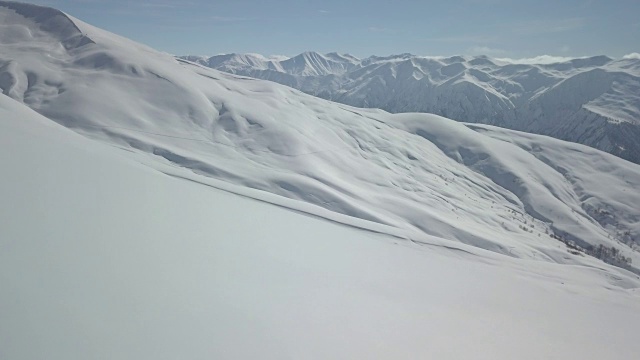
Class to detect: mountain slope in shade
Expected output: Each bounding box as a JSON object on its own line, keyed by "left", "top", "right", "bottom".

{"left": 1, "top": 1, "right": 639, "bottom": 270}
{"left": 184, "top": 52, "right": 640, "bottom": 164}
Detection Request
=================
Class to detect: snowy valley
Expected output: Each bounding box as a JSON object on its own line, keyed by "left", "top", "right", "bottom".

{"left": 1, "top": 1, "right": 640, "bottom": 359}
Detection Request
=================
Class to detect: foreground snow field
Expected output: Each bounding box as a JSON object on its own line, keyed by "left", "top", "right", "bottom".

{"left": 1, "top": 2, "right": 640, "bottom": 358}
{"left": 2, "top": 84, "right": 640, "bottom": 360}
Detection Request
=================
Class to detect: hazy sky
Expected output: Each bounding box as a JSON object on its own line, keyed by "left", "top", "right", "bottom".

{"left": 23, "top": 0, "right": 640, "bottom": 59}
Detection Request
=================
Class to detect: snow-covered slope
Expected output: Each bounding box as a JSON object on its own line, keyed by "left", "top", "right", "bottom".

{"left": 3, "top": 89, "right": 640, "bottom": 360}
{"left": 1, "top": 0, "right": 639, "bottom": 269}
{"left": 2, "top": 2, "right": 640, "bottom": 357}
{"left": 186, "top": 52, "right": 640, "bottom": 163}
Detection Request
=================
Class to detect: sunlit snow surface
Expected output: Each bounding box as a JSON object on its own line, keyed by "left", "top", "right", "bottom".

{"left": 1, "top": 2, "right": 640, "bottom": 358}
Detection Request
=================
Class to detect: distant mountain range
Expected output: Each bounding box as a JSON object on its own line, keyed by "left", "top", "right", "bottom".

{"left": 181, "top": 52, "right": 640, "bottom": 163}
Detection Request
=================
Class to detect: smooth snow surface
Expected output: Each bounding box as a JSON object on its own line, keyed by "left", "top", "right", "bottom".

{"left": 186, "top": 51, "right": 640, "bottom": 163}
{"left": 1, "top": 2, "right": 640, "bottom": 358}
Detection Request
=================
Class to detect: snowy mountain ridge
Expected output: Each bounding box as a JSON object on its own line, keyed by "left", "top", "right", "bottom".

{"left": 183, "top": 51, "right": 640, "bottom": 163}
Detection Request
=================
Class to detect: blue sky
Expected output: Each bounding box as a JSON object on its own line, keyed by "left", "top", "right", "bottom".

{"left": 25, "top": 0, "right": 640, "bottom": 59}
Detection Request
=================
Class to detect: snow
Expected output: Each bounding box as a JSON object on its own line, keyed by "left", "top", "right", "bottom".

{"left": 3, "top": 87, "right": 640, "bottom": 360}
{"left": 2, "top": 2, "right": 640, "bottom": 358}
{"left": 2, "top": 0, "right": 640, "bottom": 266}
{"left": 187, "top": 50, "right": 640, "bottom": 163}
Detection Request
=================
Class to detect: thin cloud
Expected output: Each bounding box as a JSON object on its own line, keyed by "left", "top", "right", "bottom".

{"left": 622, "top": 53, "right": 640, "bottom": 60}
{"left": 267, "top": 55, "right": 290, "bottom": 61}
{"left": 494, "top": 55, "right": 581, "bottom": 64}
{"left": 245, "top": 53, "right": 290, "bottom": 61}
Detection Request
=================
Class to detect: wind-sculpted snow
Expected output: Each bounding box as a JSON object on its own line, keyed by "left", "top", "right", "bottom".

{"left": 1, "top": 0, "right": 639, "bottom": 271}
{"left": 186, "top": 51, "right": 640, "bottom": 163}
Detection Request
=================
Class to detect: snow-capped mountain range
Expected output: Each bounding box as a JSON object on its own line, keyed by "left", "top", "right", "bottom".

{"left": 182, "top": 51, "right": 640, "bottom": 164}
{"left": 2, "top": 2, "right": 640, "bottom": 358}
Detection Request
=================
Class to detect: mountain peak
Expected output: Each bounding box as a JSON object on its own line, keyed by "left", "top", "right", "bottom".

{"left": 278, "top": 51, "right": 357, "bottom": 76}
{"left": 325, "top": 52, "right": 361, "bottom": 63}
{"left": 571, "top": 55, "right": 614, "bottom": 67}
{"left": 441, "top": 55, "right": 468, "bottom": 64}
